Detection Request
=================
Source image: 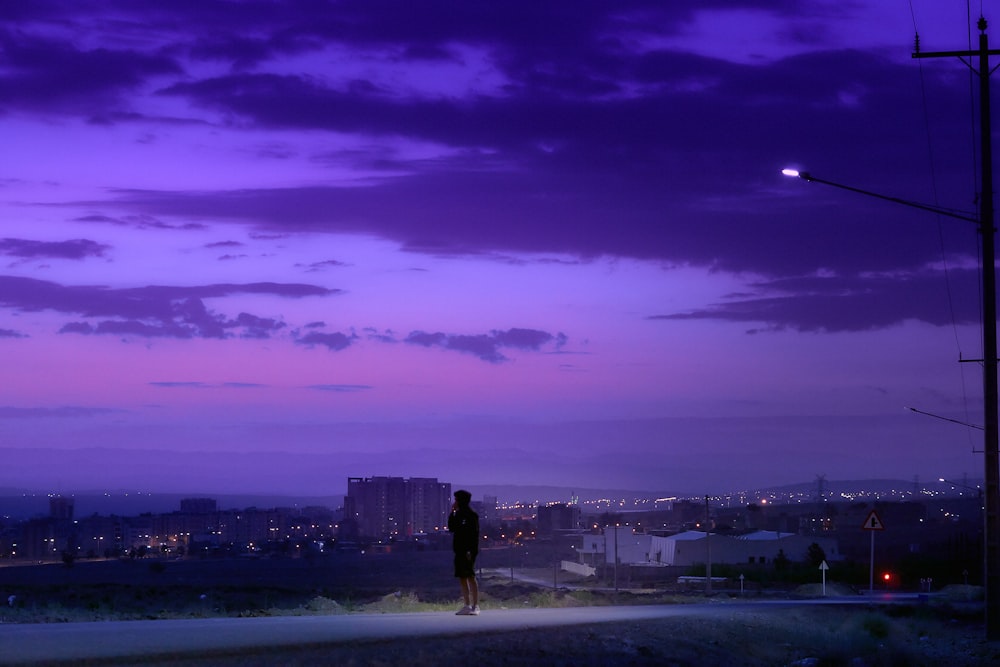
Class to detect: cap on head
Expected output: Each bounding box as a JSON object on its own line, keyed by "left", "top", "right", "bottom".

{"left": 454, "top": 489, "right": 472, "bottom": 505}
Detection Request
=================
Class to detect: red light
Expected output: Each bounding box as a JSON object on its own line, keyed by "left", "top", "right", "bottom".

{"left": 883, "top": 573, "right": 891, "bottom": 582}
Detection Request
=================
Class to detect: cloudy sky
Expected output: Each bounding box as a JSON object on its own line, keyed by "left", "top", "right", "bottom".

{"left": 0, "top": 0, "right": 996, "bottom": 498}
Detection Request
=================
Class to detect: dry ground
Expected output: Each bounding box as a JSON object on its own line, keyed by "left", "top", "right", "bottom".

{"left": 2, "top": 554, "right": 997, "bottom": 666}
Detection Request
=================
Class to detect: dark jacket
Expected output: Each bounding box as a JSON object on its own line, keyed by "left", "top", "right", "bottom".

{"left": 448, "top": 506, "right": 480, "bottom": 556}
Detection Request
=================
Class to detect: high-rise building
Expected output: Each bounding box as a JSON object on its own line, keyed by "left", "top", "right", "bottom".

{"left": 537, "top": 502, "right": 581, "bottom": 536}
{"left": 49, "top": 495, "right": 74, "bottom": 520}
{"left": 345, "top": 476, "right": 451, "bottom": 539}
{"left": 478, "top": 495, "right": 499, "bottom": 526}
{"left": 406, "top": 477, "right": 451, "bottom": 534}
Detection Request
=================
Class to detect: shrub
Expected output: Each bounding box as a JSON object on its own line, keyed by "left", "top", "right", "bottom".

{"left": 860, "top": 612, "right": 890, "bottom": 639}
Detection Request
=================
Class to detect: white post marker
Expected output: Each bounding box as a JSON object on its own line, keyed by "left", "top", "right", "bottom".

{"left": 739, "top": 573, "right": 744, "bottom": 595}
{"left": 862, "top": 509, "right": 885, "bottom": 593}
{"left": 819, "top": 560, "right": 829, "bottom": 596}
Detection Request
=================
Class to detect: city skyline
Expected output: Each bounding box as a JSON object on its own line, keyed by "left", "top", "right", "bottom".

{"left": 0, "top": 2, "right": 994, "bottom": 496}
{"left": 0, "top": 474, "right": 985, "bottom": 522}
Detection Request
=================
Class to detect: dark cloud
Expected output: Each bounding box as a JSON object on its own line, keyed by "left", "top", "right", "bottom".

{"left": 96, "top": 319, "right": 199, "bottom": 338}
{"left": 30, "top": 2, "right": 974, "bottom": 283}
{"left": 233, "top": 312, "right": 286, "bottom": 339}
{"left": 291, "top": 325, "right": 567, "bottom": 361}
{"left": 0, "top": 30, "right": 180, "bottom": 114}
{"left": 146, "top": 381, "right": 268, "bottom": 389}
{"left": 8, "top": 1, "right": 982, "bottom": 335}
{"left": 58, "top": 322, "right": 93, "bottom": 335}
{"left": 364, "top": 327, "right": 396, "bottom": 344}
{"left": 296, "top": 330, "right": 355, "bottom": 351}
{"left": 299, "top": 259, "right": 348, "bottom": 272}
{"left": 0, "top": 276, "right": 333, "bottom": 340}
{"left": 71, "top": 213, "right": 203, "bottom": 231}
{"left": 440, "top": 334, "right": 506, "bottom": 363}
{"left": 0, "top": 238, "right": 109, "bottom": 260}
{"left": 652, "top": 268, "right": 981, "bottom": 332}
{"left": 405, "top": 327, "right": 566, "bottom": 363}
{"left": 494, "top": 327, "right": 567, "bottom": 350}
{"left": 0, "top": 328, "right": 26, "bottom": 338}
{"left": 188, "top": 35, "right": 281, "bottom": 71}
{"left": 306, "top": 384, "right": 373, "bottom": 392}
{"left": 86, "top": 38, "right": 972, "bottom": 293}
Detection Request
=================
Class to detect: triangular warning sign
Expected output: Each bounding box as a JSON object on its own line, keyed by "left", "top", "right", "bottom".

{"left": 862, "top": 510, "right": 885, "bottom": 531}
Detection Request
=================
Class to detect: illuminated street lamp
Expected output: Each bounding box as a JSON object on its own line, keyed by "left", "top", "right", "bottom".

{"left": 781, "top": 169, "right": 977, "bottom": 223}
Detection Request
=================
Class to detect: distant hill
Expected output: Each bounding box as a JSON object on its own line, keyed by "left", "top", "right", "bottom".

{"left": 0, "top": 489, "right": 344, "bottom": 520}
{"left": 734, "top": 477, "right": 980, "bottom": 499}
{"left": 469, "top": 477, "right": 963, "bottom": 506}
{"left": 467, "top": 483, "right": 670, "bottom": 504}
{"left": 2, "top": 476, "right": 967, "bottom": 520}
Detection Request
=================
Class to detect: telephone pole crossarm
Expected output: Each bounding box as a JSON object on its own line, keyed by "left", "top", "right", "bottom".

{"left": 912, "top": 49, "right": 1000, "bottom": 59}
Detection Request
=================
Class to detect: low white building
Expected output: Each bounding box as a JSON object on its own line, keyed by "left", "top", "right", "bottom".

{"left": 581, "top": 526, "right": 652, "bottom": 565}
{"left": 648, "top": 530, "right": 707, "bottom": 566}
{"left": 648, "top": 530, "right": 840, "bottom": 567}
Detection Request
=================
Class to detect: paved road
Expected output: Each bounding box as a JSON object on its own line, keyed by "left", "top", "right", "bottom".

{"left": 0, "top": 605, "right": 703, "bottom": 664}
{"left": 0, "top": 596, "right": 925, "bottom": 665}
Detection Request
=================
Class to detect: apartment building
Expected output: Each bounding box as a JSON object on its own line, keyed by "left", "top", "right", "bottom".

{"left": 344, "top": 476, "right": 451, "bottom": 539}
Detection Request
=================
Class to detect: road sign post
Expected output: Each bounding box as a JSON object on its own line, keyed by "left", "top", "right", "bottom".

{"left": 862, "top": 510, "right": 885, "bottom": 593}
{"left": 820, "top": 559, "right": 829, "bottom": 597}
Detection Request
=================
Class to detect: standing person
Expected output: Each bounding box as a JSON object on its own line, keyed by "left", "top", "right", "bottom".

{"left": 448, "top": 489, "right": 480, "bottom": 615}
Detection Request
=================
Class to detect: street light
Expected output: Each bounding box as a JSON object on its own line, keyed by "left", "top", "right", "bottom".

{"left": 781, "top": 169, "right": 978, "bottom": 222}
{"left": 906, "top": 406, "right": 983, "bottom": 431}
{"left": 784, "top": 166, "right": 1000, "bottom": 638}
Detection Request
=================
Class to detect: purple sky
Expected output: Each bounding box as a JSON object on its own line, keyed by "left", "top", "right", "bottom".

{"left": 0, "top": 1, "right": 995, "bottom": 497}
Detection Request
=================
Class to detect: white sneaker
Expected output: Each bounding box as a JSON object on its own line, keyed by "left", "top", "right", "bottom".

{"left": 469, "top": 605, "right": 480, "bottom": 615}
{"left": 456, "top": 605, "right": 472, "bottom": 615}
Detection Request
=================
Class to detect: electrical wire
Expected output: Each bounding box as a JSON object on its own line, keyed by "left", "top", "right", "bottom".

{"left": 909, "top": 0, "right": 979, "bottom": 454}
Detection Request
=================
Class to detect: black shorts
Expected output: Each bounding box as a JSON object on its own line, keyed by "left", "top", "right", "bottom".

{"left": 454, "top": 552, "right": 477, "bottom": 578}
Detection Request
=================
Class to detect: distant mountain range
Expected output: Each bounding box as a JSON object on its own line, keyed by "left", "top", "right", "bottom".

{"left": 0, "top": 490, "right": 345, "bottom": 520}
{"left": 0, "top": 477, "right": 976, "bottom": 520}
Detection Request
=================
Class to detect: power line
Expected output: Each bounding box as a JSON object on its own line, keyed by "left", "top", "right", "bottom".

{"left": 910, "top": 0, "right": 982, "bottom": 468}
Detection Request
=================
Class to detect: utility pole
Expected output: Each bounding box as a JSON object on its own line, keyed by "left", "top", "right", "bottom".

{"left": 704, "top": 495, "right": 712, "bottom": 594}
{"left": 613, "top": 524, "right": 619, "bottom": 592}
{"left": 914, "top": 17, "right": 1000, "bottom": 640}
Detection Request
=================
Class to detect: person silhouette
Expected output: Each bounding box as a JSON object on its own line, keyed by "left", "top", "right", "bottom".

{"left": 448, "top": 489, "right": 480, "bottom": 615}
